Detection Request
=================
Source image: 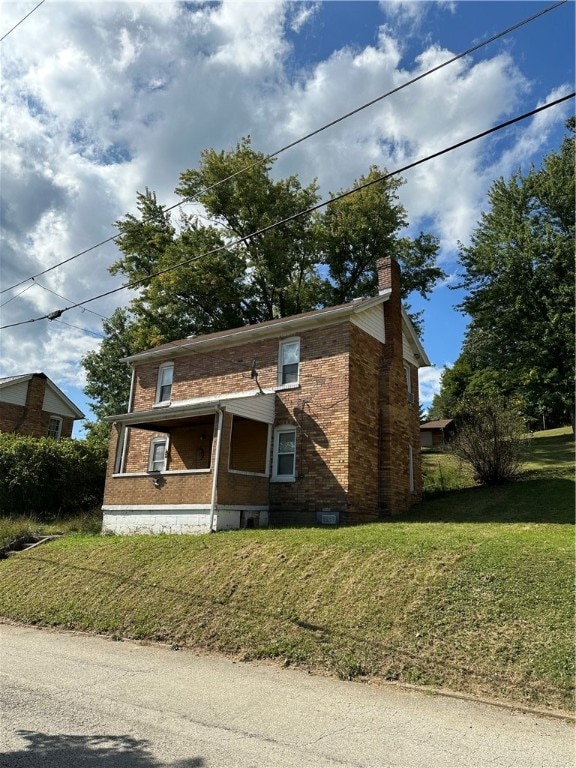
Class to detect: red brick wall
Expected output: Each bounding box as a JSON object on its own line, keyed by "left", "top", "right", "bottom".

{"left": 0, "top": 402, "right": 26, "bottom": 433}
{"left": 269, "top": 324, "right": 350, "bottom": 525}
{"left": 347, "top": 322, "right": 382, "bottom": 523}
{"left": 377, "top": 259, "right": 422, "bottom": 515}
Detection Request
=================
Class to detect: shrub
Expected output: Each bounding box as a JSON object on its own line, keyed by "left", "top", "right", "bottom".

{"left": 449, "top": 399, "right": 526, "bottom": 485}
{"left": 0, "top": 434, "right": 107, "bottom": 519}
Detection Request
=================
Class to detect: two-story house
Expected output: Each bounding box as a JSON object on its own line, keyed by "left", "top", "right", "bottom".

{"left": 102, "top": 257, "right": 430, "bottom": 534}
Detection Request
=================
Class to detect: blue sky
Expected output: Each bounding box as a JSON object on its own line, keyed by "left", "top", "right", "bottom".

{"left": 0, "top": 0, "right": 574, "bottom": 436}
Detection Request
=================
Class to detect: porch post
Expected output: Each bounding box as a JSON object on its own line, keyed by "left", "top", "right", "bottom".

{"left": 208, "top": 405, "right": 224, "bottom": 532}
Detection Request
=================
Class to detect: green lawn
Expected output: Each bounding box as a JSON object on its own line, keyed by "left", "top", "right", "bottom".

{"left": 0, "top": 428, "right": 573, "bottom": 712}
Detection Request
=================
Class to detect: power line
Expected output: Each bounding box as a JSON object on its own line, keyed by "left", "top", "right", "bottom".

{"left": 1, "top": 91, "right": 572, "bottom": 333}
{"left": 53, "top": 319, "right": 106, "bottom": 339}
{"left": 0, "top": 0, "right": 46, "bottom": 43}
{"left": 0, "top": 282, "right": 34, "bottom": 308}
{"left": 0, "top": 0, "right": 565, "bottom": 298}
{"left": 33, "top": 280, "right": 109, "bottom": 320}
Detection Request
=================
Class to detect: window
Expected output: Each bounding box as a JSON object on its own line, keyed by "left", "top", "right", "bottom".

{"left": 272, "top": 426, "right": 296, "bottom": 481}
{"left": 148, "top": 437, "right": 168, "bottom": 472}
{"left": 47, "top": 416, "right": 62, "bottom": 439}
{"left": 404, "top": 363, "right": 415, "bottom": 404}
{"left": 408, "top": 444, "right": 415, "bottom": 493}
{"left": 156, "top": 363, "right": 174, "bottom": 404}
{"left": 278, "top": 339, "right": 300, "bottom": 386}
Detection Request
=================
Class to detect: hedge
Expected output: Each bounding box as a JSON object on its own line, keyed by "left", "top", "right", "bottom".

{"left": 0, "top": 433, "right": 107, "bottom": 519}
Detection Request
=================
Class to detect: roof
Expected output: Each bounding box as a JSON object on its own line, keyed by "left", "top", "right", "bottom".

{"left": 420, "top": 419, "right": 454, "bottom": 430}
{"left": 124, "top": 291, "right": 431, "bottom": 367}
{"left": 106, "top": 388, "right": 276, "bottom": 431}
{"left": 0, "top": 372, "right": 85, "bottom": 420}
{"left": 0, "top": 373, "right": 39, "bottom": 387}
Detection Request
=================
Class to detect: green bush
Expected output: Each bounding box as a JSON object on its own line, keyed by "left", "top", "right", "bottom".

{"left": 0, "top": 434, "right": 107, "bottom": 519}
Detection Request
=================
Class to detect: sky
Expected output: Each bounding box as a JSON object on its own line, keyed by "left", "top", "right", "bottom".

{"left": 0, "top": 0, "right": 574, "bottom": 436}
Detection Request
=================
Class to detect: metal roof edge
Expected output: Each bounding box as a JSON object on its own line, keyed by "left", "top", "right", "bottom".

{"left": 401, "top": 308, "right": 431, "bottom": 368}
{"left": 123, "top": 294, "right": 390, "bottom": 365}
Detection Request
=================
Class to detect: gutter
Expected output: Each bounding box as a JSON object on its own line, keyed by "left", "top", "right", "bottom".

{"left": 208, "top": 405, "right": 224, "bottom": 533}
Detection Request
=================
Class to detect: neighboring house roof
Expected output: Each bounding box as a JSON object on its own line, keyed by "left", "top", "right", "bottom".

{"left": 123, "top": 292, "right": 431, "bottom": 368}
{"left": 420, "top": 419, "right": 454, "bottom": 430}
{"left": 0, "top": 373, "right": 85, "bottom": 419}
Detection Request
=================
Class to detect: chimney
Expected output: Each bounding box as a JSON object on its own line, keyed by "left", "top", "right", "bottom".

{"left": 377, "top": 257, "right": 401, "bottom": 295}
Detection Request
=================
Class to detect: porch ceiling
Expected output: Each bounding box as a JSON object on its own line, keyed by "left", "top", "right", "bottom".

{"left": 106, "top": 390, "right": 276, "bottom": 432}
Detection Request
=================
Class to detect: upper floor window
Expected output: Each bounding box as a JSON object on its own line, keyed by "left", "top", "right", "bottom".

{"left": 47, "top": 416, "right": 62, "bottom": 439}
{"left": 149, "top": 437, "right": 168, "bottom": 472}
{"left": 156, "top": 363, "right": 174, "bottom": 404}
{"left": 404, "top": 363, "right": 415, "bottom": 404}
{"left": 278, "top": 339, "right": 300, "bottom": 386}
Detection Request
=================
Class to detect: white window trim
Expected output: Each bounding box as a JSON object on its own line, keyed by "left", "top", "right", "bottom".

{"left": 47, "top": 415, "right": 62, "bottom": 439}
{"left": 409, "top": 444, "right": 415, "bottom": 493}
{"left": 277, "top": 337, "right": 300, "bottom": 387}
{"left": 271, "top": 424, "right": 297, "bottom": 483}
{"left": 404, "top": 362, "right": 412, "bottom": 393}
{"left": 148, "top": 436, "right": 169, "bottom": 473}
{"left": 405, "top": 362, "right": 415, "bottom": 405}
{"left": 112, "top": 469, "right": 210, "bottom": 478}
{"left": 155, "top": 362, "right": 174, "bottom": 405}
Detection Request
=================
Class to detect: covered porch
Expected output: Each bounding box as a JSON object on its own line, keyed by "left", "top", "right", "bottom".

{"left": 102, "top": 390, "right": 275, "bottom": 534}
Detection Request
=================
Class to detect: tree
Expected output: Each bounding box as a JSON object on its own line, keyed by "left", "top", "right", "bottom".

{"left": 82, "top": 308, "right": 141, "bottom": 447}
{"left": 449, "top": 398, "right": 526, "bottom": 485}
{"left": 83, "top": 137, "right": 444, "bottom": 432}
{"left": 454, "top": 119, "right": 575, "bottom": 430}
{"left": 318, "top": 168, "right": 443, "bottom": 328}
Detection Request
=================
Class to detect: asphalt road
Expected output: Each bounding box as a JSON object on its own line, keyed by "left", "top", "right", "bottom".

{"left": 0, "top": 624, "right": 573, "bottom": 768}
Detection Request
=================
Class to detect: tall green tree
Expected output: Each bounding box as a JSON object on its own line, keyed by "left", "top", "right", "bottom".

{"left": 319, "top": 168, "right": 443, "bottom": 321}
{"left": 82, "top": 308, "right": 141, "bottom": 448}
{"left": 83, "top": 137, "right": 444, "bottom": 436}
{"left": 454, "top": 118, "right": 575, "bottom": 429}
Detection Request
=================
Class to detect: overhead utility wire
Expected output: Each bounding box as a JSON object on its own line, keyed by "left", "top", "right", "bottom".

{"left": 31, "top": 280, "right": 109, "bottom": 320}
{"left": 0, "top": 0, "right": 565, "bottom": 297}
{"left": 2, "top": 91, "right": 572, "bottom": 333}
{"left": 0, "top": 0, "right": 46, "bottom": 43}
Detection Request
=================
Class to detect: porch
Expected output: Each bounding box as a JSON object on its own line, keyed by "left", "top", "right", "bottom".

{"left": 102, "top": 390, "right": 275, "bottom": 534}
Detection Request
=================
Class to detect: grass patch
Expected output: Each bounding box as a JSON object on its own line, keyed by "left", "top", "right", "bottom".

{"left": 0, "top": 428, "right": 573, "bottom": 712}
{"left": 0, "top": 512, "right": 102, "bottom": 550}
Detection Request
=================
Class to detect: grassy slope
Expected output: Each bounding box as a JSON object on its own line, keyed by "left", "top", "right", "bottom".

{"left": 0, "top": 428, "right": 573, "bottom": 711}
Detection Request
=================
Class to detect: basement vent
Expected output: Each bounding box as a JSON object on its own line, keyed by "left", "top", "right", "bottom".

{"left": 317, "top": 510, "right": 339, "bottom": 526}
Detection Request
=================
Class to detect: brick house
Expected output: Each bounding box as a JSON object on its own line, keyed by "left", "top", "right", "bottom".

{"left": 102, "top": 258, "right": 430, "bottom": 534}
{"left": 0, "top": 372, "right": 84, "bottom": 439}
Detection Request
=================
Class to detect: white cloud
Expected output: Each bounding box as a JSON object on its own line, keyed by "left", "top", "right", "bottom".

{"left": 289, "top": 2, "right": 320, "bottom": 32}
{"left": 418, "top": 364, "right": 448, "bottom": 406}
{"left": 0, "top": 0, "right": 567, "bottom": 412}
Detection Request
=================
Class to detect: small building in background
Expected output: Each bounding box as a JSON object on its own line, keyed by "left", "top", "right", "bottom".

{"left": 0, "top": 373, "right": 84, "bottom": 439}
{"left": 420, "top": 419, "right": 455, "bottom": 448}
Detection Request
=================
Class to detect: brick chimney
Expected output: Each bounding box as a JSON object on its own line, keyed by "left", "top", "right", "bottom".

{"left": 376, "top": 257, "right": 415, "bottom": 516}
{"left": 377, "top": 257, "right": 401, "bottom": 295}
{"left": 377, "top": 258, "right": 402, "bottom": 357}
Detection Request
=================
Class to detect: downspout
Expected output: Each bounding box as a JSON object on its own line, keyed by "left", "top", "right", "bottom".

{"left": 127, "top": 366, "right": 136, "bottom": 411}
{"left": 119, "top": 366, "right": 136, "bottom": 474}
{"left": 208, "top": 405, "right": 224, "bottom": 533}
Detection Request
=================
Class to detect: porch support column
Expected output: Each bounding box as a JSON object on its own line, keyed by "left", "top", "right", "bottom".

{"left": 208, "top": 405, "right": 224, "bottom": 532}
